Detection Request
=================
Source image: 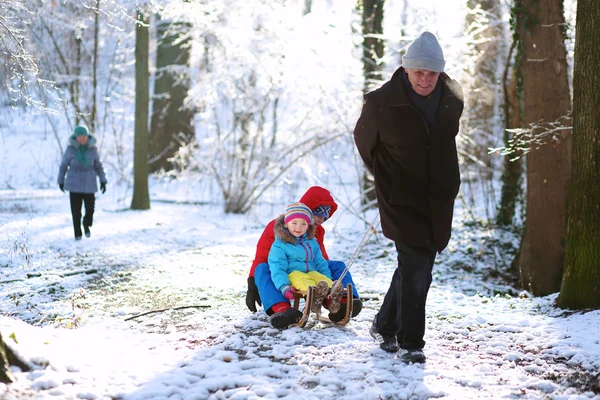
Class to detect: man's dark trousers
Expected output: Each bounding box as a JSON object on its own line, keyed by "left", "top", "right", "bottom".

{"left": 376, "top": 242, "right": 436, "bottom": 350}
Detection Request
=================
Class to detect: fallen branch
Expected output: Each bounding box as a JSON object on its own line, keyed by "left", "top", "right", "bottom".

{"left": 124, "top": 305, "right": 211, "bottom": 321}
{"left": 0, "top": 268, "right": 99, "bottom": 284}
{"left": 26, "top": 268, "right": 98, "bottom": 279}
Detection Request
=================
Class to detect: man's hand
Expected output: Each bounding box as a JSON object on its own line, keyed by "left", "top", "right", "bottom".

{"left": 59, "top": 184, "right": 64, "bottom": 193}
{"left": 281, "top": 285, "right": 296, "bottom": 301}
{"left": 245, "top": 277, "right": 262, "bottom": 312}
{"left": 100, "top": 182, "right": 106, "bottom": 194}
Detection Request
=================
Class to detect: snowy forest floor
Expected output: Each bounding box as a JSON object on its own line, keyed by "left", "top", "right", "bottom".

{"left": 1, "top": 189, "right": 600, "bottom": 400}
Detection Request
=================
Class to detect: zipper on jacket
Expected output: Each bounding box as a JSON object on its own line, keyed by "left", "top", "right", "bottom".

{"left": 298, "top": 236, "right": 312, "bottom": 273}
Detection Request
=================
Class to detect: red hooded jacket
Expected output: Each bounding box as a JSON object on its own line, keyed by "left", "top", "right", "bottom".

{"left": 249, "top": 186, "right": 339, "bottom": 277}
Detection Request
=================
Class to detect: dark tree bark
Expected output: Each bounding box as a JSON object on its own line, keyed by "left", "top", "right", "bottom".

{"left": 149, "top": 19, "right": 194, "bottom": 173}
{"left": 131, "top": 8, "right": 151, "bottom": 210}
{"left": 359, "top": 0, "right": 385, "bottom": 207}
{"left": 558, "top": 0, "right": 600, "bottom": 310}
{"left": 515, "top": 0, "right": 572, "bottom": 296}
{"left": 497, "top": 41, "right": 524, "bottom": 227}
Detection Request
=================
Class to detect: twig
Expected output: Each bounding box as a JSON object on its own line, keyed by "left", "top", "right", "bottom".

{"left": 124, "top": 305, "right": 211, "bottom": 321}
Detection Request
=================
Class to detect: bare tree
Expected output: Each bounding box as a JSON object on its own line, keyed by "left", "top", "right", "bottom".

{"left": 0, "top": 1, "right": 58, "bottom": 112}
{"left": 461, "top": 0, "right": 508, "bottom": 222}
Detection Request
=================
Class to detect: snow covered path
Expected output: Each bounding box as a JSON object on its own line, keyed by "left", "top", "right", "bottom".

{"left": 1, "top": 190, "right": 599, "bottom": 400}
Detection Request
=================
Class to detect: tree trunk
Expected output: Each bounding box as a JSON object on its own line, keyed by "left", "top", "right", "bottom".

{"left": 463, "top": 0, "right": 506, "bottom": 221}
{"left": 496, "top": 41, "right": 524, "bottom": 227}
{"left": 516, "top": 0, "right": 572, "bottom": 296}
{"left": 359, "top": 0, "right": 385, "bottom": 208}
{"left": 558, "top": 0, "right": 600, "bottom": 310}
{"left": 90, "top": 0, "right": 100, "bottom": 132}
{"left": 0, "top": 331, "right": 30, "bottom": 384}
{"left": 149, "top": 19, "right": 194, "bottom": 173}
{"left": 131, "top": 8, "right": 151, "bottom": 211}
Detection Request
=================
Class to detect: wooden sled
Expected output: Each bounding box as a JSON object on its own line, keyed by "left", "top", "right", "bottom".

{"left": 291, "top": 283, "right": 354, "bottom": 328}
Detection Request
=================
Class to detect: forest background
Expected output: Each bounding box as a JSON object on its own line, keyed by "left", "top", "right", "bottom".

{"left": 0, "top": 0, "right": 599, "bottom": 388}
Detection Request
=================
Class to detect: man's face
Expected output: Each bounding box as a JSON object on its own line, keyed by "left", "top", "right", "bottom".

{"left": 405, "top": 68, "right": 440, "bottom": 96}
{"left": 312, "top": 215, "right": 325, "bottom": 226}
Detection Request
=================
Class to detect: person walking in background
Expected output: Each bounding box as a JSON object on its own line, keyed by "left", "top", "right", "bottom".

{"left": 57, "top": 125, "right": 107, "bottom": 240}
{"left": 353, "top": 31, "right": 464, "bottom": 363}
{"left": 245, "top": 186, "right": 363, "bottom": 329}
{"left": 268, "top": 202, "right": 344, "bottom": 318}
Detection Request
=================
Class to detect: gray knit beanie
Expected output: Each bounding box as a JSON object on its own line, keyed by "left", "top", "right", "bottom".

{"left": 402, "top": 32, "right": 445, "bottom": 73}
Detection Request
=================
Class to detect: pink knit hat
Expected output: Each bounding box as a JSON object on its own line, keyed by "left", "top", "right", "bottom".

{"left": 284, "top": 202, "right": 313, "bottom": 225}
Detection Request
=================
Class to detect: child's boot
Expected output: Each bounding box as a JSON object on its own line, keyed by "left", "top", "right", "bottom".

{"left": 327, "top": 280, "right": 344, "bottom": 314}
{"left": 310, "top": 280, "right": 329, "bottom": 314}
{"left": 270, "top": 307, "right": 303, "bottom": 329}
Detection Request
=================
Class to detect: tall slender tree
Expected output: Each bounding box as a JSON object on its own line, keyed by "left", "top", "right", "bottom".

{"left": 514, "top": 0, "right": 572, "bottom": 296}
{"left": 358, "top": 0, "right": 385, "bottom": 207}
{"left": 131, "top": 7, "right": 151, "bottom": 210}
{"left": 148, "top": 18, "right": 194, "bottom": 173}
{"left": 463, "top": 0, "right": 508, "bottom": 222}
{"left": 558, "top": 0, "right": 600, "bottom": 310}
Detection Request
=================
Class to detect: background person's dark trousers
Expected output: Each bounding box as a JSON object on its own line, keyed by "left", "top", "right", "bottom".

{"left": 69, "top": 192, "right": 95, "bottom": 238}
{"left": 376, "top": 242, "right": 436, "bottom": 350}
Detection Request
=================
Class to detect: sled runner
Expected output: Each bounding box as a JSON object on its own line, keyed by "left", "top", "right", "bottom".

{"left": 291, "top": 283, "right": 354, "bottom": 327}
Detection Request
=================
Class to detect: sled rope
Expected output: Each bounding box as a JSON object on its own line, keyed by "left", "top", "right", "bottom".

{"left": 333, "top": 212, "right": 380, "bottom": 289}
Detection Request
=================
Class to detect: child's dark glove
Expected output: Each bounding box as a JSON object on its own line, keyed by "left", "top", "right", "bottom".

{"left": 100, "top": 182, "right": 107, "bottom": 194}
{"left": 281, "top": 285, "right": 296, "bottom": 301}
{"left": 245, "top": 277, "right": 261, "bottom": 312}
{"left": 59, "top": 184, "right": 64, "bottom": 192}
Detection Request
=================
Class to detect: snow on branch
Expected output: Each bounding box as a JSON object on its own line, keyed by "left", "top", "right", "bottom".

{"left": 488, "top": 112, "right": 572, "bottom": 161}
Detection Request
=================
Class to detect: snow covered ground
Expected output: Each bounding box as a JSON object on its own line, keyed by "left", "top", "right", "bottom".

{"left": 1, "top": 189, "right": 600, "bottom": 400}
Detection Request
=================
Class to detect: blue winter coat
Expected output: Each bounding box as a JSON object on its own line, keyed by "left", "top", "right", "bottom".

{"left": 57, "top": 134, "right": 107, "bottom": 194}
{"left": 268, "top": 215, "right": 332, "bottom": 292}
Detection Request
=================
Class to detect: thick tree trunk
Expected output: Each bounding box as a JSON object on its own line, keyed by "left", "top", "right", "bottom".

{"left": 516, "top": 0, "right": 572, "bottom": 296}
{"left": 359, "top": 0, "right": 385, "bottom": 208}
{"left": 558, "top": 0, "right": 600, "bottom": 309}
{"left": 149, "top": 19, "right": 194, "bottom": 173}
{"left": 131, "top": 8, "right": 151, "bottom": 211}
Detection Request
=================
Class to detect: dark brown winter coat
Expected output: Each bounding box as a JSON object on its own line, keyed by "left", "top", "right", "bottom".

{"left": 353, "top": 67, "right": 464, "bottom": 252}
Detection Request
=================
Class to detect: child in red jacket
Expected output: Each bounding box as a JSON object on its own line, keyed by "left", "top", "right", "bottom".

{"left": 245, "top": 186, "right": 362, "bottom": 329}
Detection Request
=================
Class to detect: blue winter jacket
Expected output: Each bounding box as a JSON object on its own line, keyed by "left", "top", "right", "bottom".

{"left": 268, "top": 215, "right": 332, "bottom": 292}
{"left": 57, "top": 134, "right": 107, "bottom": 194}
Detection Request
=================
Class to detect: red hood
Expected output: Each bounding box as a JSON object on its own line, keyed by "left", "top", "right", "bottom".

{"left": 299, "top": 186, "right": 338, "bottom": 218}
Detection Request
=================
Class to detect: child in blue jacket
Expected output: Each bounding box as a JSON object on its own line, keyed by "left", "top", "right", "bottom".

{"left": 268, "top": 202, "right": 343, "bottom": 314}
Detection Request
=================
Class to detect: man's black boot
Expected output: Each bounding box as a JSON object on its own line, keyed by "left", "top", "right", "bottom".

{"left": 369, "top": 314, "right": 399, "bottom": 353}
{"left": 399, "top": 348, "right": 426, "bottom": 364}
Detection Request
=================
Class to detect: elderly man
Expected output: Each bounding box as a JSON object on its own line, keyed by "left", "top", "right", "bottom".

{"left": 353, "top": 31, "right": 464, "bottom": 363}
